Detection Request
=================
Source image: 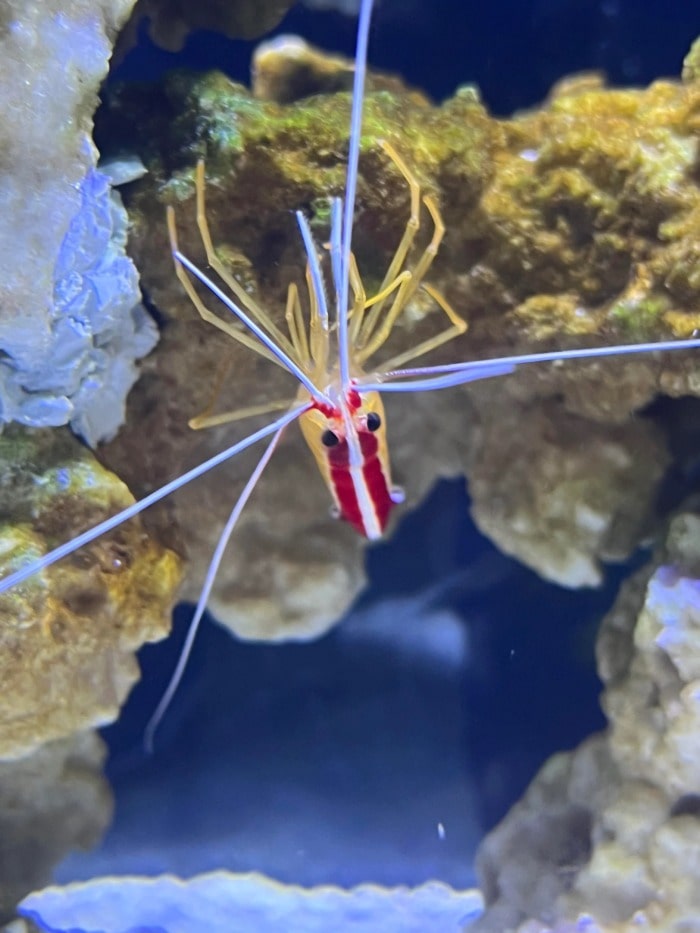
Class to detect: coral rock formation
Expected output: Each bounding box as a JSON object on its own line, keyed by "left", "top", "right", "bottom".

{"left": 94, "top": 45, "right": 700, "bottom": 639}
{"left": 123, "top": 0, "right": 293, "bottom": 53}
{"left": 0, "top": 732, "right": 112, "bottom": 922}
{"left": 252, "top": 34, "right": 428, "bottom": 104}
{"left": 472, "top": 512, "right": 700, "bottom": 932}
{"left": 0, "top": 427, "right": 181, "bottom": 759}
{"left": 0, "top": 0, "right": 156, "bottom": 445}
{"left": 19, "top": 871, "right": 483, "bottom": 932}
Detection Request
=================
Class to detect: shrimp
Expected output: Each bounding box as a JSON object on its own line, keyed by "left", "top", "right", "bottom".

{"left": 2, "top": 0, "right": 700, "bottom": 747}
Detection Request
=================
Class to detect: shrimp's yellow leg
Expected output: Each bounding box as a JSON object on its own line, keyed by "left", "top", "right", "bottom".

{"left": 358, "top": 140, "right": 421, "bottom": 345}
{"left": 187, "top": 352, "right": 294, "bottom": 430}
{"left": 188, "top": 352, "right": 234, "bottom": 429}
{"left": 357, "top": 186, "right": 466, "bottom": 366}
{"left": 374, "top": 283, "right": 467, "bottom": 371}
{"left": 348, "top": 253, "right": 368, "bottom": 346}
{"left": 189, "top": 398, "right": 295, "bottom": 430}
{"left": 285, "top": 282, "right": 311, "bottom": 370}
{"left": 306, "top": 263, "right": 330, "bottom": 376}
{"left": 357, "top": 271, "right": 416, "bottom": 364}
{"left": 194, "top": 160, "right": 300, "bottom": 363}
{"left": 168, "top": 207, "right": 283, "bottom": 367}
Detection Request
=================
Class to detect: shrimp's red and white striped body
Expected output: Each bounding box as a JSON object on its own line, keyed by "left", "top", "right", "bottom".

{"left": 299, "top": 388, "right": 398, "bottom": 539}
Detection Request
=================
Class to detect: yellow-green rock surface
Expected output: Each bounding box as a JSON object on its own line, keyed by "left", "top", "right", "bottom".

{"left": 0, "top": 428, "right": 181, "bottom": 760}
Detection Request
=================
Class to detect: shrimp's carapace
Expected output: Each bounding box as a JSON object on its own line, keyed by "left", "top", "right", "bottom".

{"left": 298, "top": 390, "right": 395, "bottom": 538}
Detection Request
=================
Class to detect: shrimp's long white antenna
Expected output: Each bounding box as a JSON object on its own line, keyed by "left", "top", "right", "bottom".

{"left": 174, "top": 248, "right": 332, "bottom": 407}
{"left": 0, "top": 403, "right": 310, "bottom": 594}
{"left": 296, "top": 211, "right": 329, "bottom": 331}
{"left": 144, "top": 423, "right": 286, "bottom": 753}
{"left": 338, "top": 0, "right": 374, "bottom": 388}
{"left": 330, "top": 197, "right": 344, "bottom": 297}
{"left": 358, "top": 337, "right": 700, "bottom": 393}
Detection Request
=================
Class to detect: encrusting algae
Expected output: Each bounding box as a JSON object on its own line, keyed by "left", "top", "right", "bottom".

{"left": 0, "top": 427, "right": 181, "bottom": 760}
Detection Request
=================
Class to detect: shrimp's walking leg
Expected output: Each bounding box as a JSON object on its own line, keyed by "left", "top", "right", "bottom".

{"left": 356, "top": 149, "right": 467, "bottom": 366}
{"left": 374, "top": 283, "right": 467, "bottom": 371}
{"left": 358, "top": 140, "right": 421, "bottom": 345}
{"left": 285, "top": 282, "right": 311, "bottom": 370}
{"left": 144, "top": 422, "right": 287, "bottom": 753}
{"left": 348, "top": 253, "right": 368, "bottom": 345}
{"left": 189, "top": 398, "right": 294, "bottom": 430}
{"left": 167, "top": 208, "right": 281, "bottom": 367}
{"left": 194, "top": 160, "right": 299, "bottom": 362}
{"left": 187, "top": 351, "right": 235, "bottom": 429}
{"left": 188, "top": 339, "right": 295, "bottom": 431}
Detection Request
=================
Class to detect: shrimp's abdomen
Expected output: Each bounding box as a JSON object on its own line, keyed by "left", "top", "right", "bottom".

{"left": 326, "top": 429, "right": 394, "bottom": 538}
{"left": 298, "top": 391, "right": 395, "bottom": 539}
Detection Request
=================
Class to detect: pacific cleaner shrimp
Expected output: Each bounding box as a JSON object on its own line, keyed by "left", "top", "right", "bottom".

{"left": 2, "top": 0, "right": 700, "bottom": 747}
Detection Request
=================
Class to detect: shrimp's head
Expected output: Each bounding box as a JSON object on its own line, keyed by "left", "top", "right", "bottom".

{"left": 298, "top": 389, "right": 401, "bottom": 538}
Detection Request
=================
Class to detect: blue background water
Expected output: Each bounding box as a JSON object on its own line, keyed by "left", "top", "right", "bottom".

{"left": 59, "top": 480, "right": 624, "bottom": 888}
{"left": 61, "top": 0, "right": 700, "bottom": 891}
{"left": 110, "top": 0, "right": 700, "bottom": 112}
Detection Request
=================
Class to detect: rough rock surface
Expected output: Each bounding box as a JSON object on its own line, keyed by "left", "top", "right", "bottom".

{"left": 252, "top": 35, "right": 429, "bottom": 104}
{"left": 0, "top": 427, "right": 181, "bottom": 759}
{"left": 18, "top": 872, "right": 483, "bottom": 932}
{"left": 92, "top": 47, "right": 700, "bottom": 639}
{"left": 472, "top": 512, "right": 700, "bottom": 932}
{"left": 0, "top": 732, "right": 111, "bottom": 923}
{"left": 0, "top": 0, "right": 156, "bottom": 444}
{"left": 121, "top": 0, "right": 293, "bottom": 53}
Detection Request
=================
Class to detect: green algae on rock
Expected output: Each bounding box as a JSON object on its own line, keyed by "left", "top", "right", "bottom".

{"left": 0, "top": 427, "right": 181, "bottom": 760}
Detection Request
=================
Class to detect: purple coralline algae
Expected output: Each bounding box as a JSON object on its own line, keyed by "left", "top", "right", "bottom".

{"left": 19, "top": 871, "right": 483, "bottom": 933}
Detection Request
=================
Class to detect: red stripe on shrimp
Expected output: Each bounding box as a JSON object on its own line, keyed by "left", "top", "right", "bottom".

{"left": 359, "top": 431, "right": 393, "bottom": 531}
{"left": 327, "top": 431, "right": 393, "bottom": 536}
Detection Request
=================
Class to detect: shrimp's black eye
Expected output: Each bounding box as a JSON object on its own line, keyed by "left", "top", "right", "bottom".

{"left": 366, "top": 411, "right": 381, "bottom": 432}
{"left": 321, "top": 429, "right": 340, "bottom": 447}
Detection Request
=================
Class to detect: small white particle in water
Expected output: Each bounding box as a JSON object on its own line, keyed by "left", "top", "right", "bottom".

{"left": 520, "top": 148, "right": 539, "bottom": 162}
{"left": 437, "top": 822, "right": 445, "bottom": 840}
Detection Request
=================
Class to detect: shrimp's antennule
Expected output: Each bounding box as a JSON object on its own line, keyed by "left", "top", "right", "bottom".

{"left": 358, "top": 337, "right": 700, "bottom": 394}
{"left": 337, "top": 0, "right": 374, "bottom": 387}
{"left": 144, "top": 423, "right": 288, "bottom": 752}
{"left": 0, "top": 405, "right": 309, "bottom": 595}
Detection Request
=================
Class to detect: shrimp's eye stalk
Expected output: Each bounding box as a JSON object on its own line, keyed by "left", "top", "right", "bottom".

{"left": 366, "top": 412, "right": 381, "bottom": 432}
{"left": 321, "top": 429, "right": 340, "bottom": 448}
